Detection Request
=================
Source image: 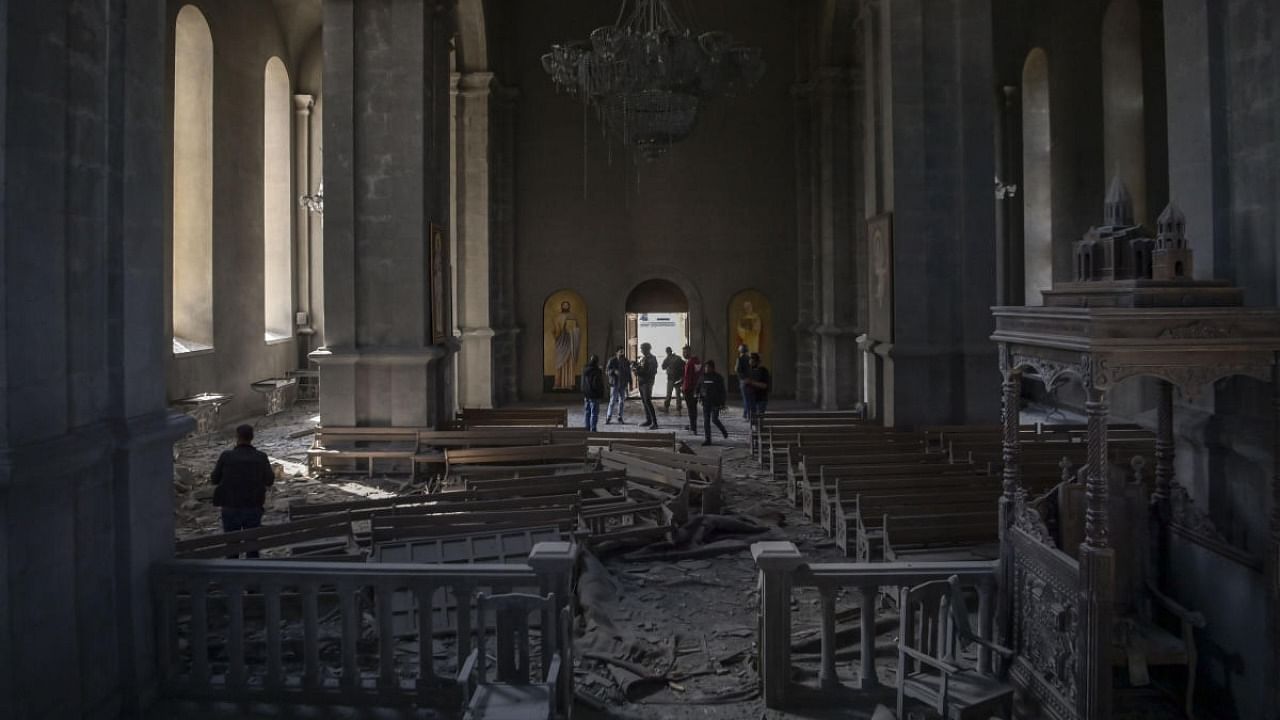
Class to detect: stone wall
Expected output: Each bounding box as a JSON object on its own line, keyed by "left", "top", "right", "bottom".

{"left": 164, "top": 0, "right": 300, "bottom": 423}
{"left": 502, "top": 0, "right": 803, "bottom": 402}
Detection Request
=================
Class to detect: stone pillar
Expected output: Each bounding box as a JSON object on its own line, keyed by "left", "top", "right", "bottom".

{"left": 490, "top": 85, "right": 521, "bottom": 405}
{"left": 791, "top": 80, "right": 819, "bottom": 405}
{"left": 314, "top": 0, "right": 452, "bottom": 427}
{"left": 752, "top": 541, "right": 805, "bottom": 708}
{"left": 814, "top": 67, "right": 861, "bottom": 410}
{"left": 1271, "top": 357, "right": 1280, "bottom": 709}
{"left": 1078, "top": 389, "right": 1114, "bottom": 720}
{"left": 0, "top": 1, "right": 191, "bottom": 716}
{"left": 879, "top": 0, "right": 999, "bottom": 427}
{"left": 293, "top": 94, "right": 316, "bottom": 365}
{"left": 453, "top": 71, "right": 496, "bottom": 410}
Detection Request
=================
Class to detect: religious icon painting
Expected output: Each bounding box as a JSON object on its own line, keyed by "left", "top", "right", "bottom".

{"left": 543, "top": 289, "right": 588, "bottom": 393}
{"left": 429, "top": 222, "right": 449, "bottom": 345}
{"left": 727, "top": 289, "right": 772, "bottom": 376}
{"left": 866, "top": 213, "right": 894, "bottom": 343}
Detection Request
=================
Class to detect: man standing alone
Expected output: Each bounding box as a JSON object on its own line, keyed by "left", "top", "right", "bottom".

{"left": 744, "top": 352, "right": 772, "bottom": 422}
{"left": 211, "top": 424, "right": 275, "bottom": 558}
{"left": 735, "top": 344, "right": 752, "bottom": 419}
{"left": 636, "top": 343, "right": 659, "bottom": 428}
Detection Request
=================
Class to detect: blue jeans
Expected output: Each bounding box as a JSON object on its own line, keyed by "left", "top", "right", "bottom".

{"left": 607, "top": 386, "right": 627, "bottom": 420}
{"left": 583, "top": 399, "right": 600, "bottom": 432}
{"left": 740, "top": 380, "right": 754, "bottom": 419}
{"left": 221, "top": 507, "right": 264, "bottom": 559}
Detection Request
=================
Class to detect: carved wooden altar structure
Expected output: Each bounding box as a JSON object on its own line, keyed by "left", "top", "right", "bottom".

{"left": 991, "top": 196, "right": 1280, "bottom": 719}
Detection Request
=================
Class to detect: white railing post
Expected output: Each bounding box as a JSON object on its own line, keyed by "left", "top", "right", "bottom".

{"left": 752, "top": 541, "right": 805, "bottom": 708}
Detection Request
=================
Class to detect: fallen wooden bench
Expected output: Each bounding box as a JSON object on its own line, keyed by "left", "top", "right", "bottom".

{"left": 601, "top": 447, "right": 722, "bottom": 515}
{"left": 371, "top": 505, "right": 579, "bottom": 545}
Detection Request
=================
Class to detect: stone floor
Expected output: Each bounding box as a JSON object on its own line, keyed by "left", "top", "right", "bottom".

{"left": 165, "top": 399, "right": 998, "bottom": 720}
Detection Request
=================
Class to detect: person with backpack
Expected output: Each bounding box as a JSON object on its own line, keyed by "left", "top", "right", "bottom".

{"left": 661, "top": 347, "right": 686, "bottom": 413}
{"left": 580, "top": 354, "right": 605, "bottom": 432}
{"left": 697, "top": 360, "right": 730, "bottom": 446}
{"left": 680, "top": 345, "right": 702, "bottom": 434}
{"left": 635, "top": 343, "right": 660, "bottom": 428}
{"left": 605, "top": 346, "right": 632, "bottom": 424}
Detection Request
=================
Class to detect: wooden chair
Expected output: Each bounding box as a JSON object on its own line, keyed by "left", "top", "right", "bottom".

{"left": 897, "top": 575, "right": 1014, "bottom": 720}
{"left": 457, "top": 592, "right": 566, "bottom": 720}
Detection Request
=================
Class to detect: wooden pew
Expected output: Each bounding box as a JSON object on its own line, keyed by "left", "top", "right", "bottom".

{"left": 459, "top": 407, "right": 569, "bottom": 428}
{"left": 600, "top": 447, "right": 719, "bottom": 517}
{"left": 307, "top": 426, "right": 422, "bottom": 477}
{"left": 443, "top": 443, "right": 590, "bottom": 478}
{"left": 371, "top": 506, "right": 579, "bottom": 544}
{"left": 175, "top": 512, "right": 360, "bottom": 560}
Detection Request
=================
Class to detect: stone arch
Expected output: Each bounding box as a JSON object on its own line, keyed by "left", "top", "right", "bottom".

{"left": 1102, "top": 0, "right": 1146, "bottom": 224}
{"left": 172, "top": 4, "right": 214, "bottom": 352}
{"left": 616, "top": 265, "right": 707, "bottom": 356}
{"left": 625, "top": 279, "right": 689, "bottom": 314}
{"left": 1022, "top": 47, "right": 1053, "bottom": 306}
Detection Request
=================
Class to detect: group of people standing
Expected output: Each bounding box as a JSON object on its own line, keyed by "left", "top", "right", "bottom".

{"left": 578, "top": 343, "right": 770, "bottom": 446}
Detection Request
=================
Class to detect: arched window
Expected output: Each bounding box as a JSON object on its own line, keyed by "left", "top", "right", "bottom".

{"left": 1022, "top": 48, "right": 1053, "bottom": 306}
{"left": 1102, "top": 0, "right": 1146, "bottom": 224}
{"left": 263, "top": 56, "right": 293, "bottom": 342}
{"left": 173, "top": 5, "right": 214, "bottom": 353}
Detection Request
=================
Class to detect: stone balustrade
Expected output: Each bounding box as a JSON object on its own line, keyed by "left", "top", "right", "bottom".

{"left": 752, "top": 541, "right": 999, "bottom": 708}
{"left": 152, "top": 542, "right": 576, "bottom": 711}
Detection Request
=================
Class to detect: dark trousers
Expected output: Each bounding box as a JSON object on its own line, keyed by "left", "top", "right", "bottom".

{"left": 221, "top": 507, "right": 264, "bottom": 559}
{"left": 639, "top": 383, "right": 658, "bottom": 425}
{"left": 703, "top": 406, "right": 728, "bottom": 444}
{"left": 685, "top": 389, "right": 699, "bottom": 432}
{"left": 663, "top": 380, "right": 683, "bottom": 411}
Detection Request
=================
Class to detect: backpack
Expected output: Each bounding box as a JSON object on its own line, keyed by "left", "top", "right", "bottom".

{"left": 582, "top": 368, "right": 605, "bottom": 398}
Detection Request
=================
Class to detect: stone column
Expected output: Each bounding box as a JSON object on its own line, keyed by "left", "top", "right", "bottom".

{"left": 314, "top": 0, "right": 452, "bottom": 427}
{"left": 490, "top": 85, "right": 521, "bottom": 405}
{"left": 0, "top": 1, "right": 191, "bottom": 715}
{"left": 1078, "top": 388, "right": 1114, "bottom": 720}
{"left": 453, "top": 71, "right": 496, "bottom": 410}
{"left": 879, "top": 0, "right": 999, "bottom": 427}
{"left": 1271, "top": 357, "right": 1280, "bottom": 709}
{"left": 752, "top": 541, "right": 805, "bottom": 708}
{"left": 293, "top": 94, "right": 316, "bottom": 364}
{"left": 791, "top": 80, "right": 819, "bottom": 405}
{"left": 814, "top": 67, "right": 861, "bottom": 410}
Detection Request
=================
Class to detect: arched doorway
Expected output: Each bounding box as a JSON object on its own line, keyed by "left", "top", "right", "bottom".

{"left": 625, "top": 279, "right": 690, "bottom": 399}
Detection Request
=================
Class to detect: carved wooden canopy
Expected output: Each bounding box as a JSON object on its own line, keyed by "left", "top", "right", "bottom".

{"left": 992, "top": 306, "right": 1280, "bottom": 400}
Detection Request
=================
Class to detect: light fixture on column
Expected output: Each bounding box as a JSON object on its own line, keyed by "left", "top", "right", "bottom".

{"left": 299, "top": 181, "right": 324, "bottom": 215}
{"left": 541, "top": 0, "right": 765, "bottom": 160}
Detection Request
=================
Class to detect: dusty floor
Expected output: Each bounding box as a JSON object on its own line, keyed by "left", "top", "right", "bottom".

{"left": 167, "top": 399, "right": 984, "bottom": 720}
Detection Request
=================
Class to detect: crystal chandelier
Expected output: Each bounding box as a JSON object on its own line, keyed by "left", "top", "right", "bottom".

{"left": 541, "top": 0, "right": 765, "bottom": 160}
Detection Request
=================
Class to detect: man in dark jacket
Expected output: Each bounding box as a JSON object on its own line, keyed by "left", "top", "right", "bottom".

{"left": 661, "top": 347, "right": 685, "bottom": 413}
{"left": 680, "top": 345, "right": 702, "bottom": 434}
{"left": 605, "top": 346, "right": 632, "bottom": 424}
{"left": 735, "top": 344, "right": 752, "bottom": 419}
{"left": 580, "top": 355, "right": 605, "bottom": 432}
{"left": 636, "top": 342, "right": 659, "bottom": 428}
{"left": 697, "top": 360, "right": 730, "bottom": 446}
{"left": 744, "top": 352, "right": 772, "bottom": 422}
{"left": 211, "top": 424, "right": 275, "bottom": 558}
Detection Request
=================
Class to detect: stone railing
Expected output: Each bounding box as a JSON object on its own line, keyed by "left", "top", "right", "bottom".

{"left": 752, "top": 541, "right": 999, "bottom": 708}
{"left": 153, "top": 542, "right": 576, "bottom": 711}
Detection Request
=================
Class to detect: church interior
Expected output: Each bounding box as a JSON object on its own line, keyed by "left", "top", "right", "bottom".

{"left": 1, "top": 0, "right": 1278, "bottom": 719}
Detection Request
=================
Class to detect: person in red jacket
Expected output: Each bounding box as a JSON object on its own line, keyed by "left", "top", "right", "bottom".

{"left": 680, "top": 345, "right": 702, "bottom": 435}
